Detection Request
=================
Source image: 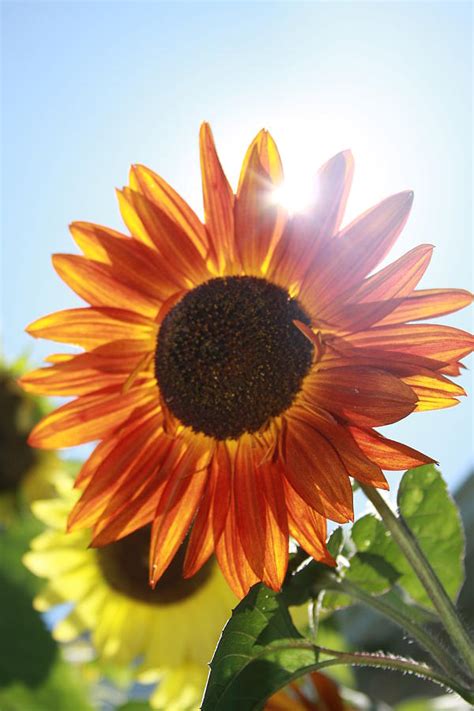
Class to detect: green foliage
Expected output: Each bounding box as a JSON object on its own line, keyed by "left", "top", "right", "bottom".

{"left": 348, "top": 466, "right": 464, "bottom": 606}
{"left": 396, "top": 465, "right": 464, "bottom": 606}
{"left": 204, "top": 466, "right": 469, "bottom": 710}
{"left": 0, "top": 511, "right": 93, "bottom": 710}
{"left": 202, "top": 584, "right": 320, "bottom": 711}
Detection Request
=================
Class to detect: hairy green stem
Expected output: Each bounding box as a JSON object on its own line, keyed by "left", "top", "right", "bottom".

{"left": 361, "top": 483, "right": 474, "bottom": 679}
{"left": 313, "top": 645, "right": 474, "bottom": 703}
{"left": 333, "top": 578, "right": 463, "bottom": 681}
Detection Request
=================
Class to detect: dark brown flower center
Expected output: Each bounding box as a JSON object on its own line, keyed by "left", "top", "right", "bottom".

{"left": 0, "top": 374, "right": 40, "bottom": 493}
{"left": 155, "top": 276, "right": 313, "bottom": 440}
{"left": 96, "top": 526, "right": 213, "bottom": 605}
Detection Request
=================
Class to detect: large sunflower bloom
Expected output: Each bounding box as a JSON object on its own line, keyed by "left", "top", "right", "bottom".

{"left": 23, "top": 474, "right": 235, "bottom": 711}
{"left": 22, "top": 124, "right": 473, "bottom": 597}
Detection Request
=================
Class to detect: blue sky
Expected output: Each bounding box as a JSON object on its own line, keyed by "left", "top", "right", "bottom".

{"left": 2, "top": 1, "right": 472, "bottom": 489}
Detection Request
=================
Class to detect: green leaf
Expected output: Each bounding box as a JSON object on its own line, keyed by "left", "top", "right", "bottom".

{"left": 202, "top": 584, "right": 320, "bottom": 711}
{"left": 396, "top": 465, "right": 464, "bottom": 606}
{"left": 327, "top": 527, "right": 344, "bottom": 558}
{"left": 346, "top": 552, "right": 400, "bottom": 594}
{"left": 348, "top": 466, "right": 464, "bottom": 608}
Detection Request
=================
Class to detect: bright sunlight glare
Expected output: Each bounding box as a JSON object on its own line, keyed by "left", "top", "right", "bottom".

{"left": 271, "top": 175, "right": 317, "bottom": 214}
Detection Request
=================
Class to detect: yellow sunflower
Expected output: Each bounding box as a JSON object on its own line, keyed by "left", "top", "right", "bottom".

{"left": 22, "top": 124, "right": 473, "bottom": 597}
{"left": 23, "top": 474, "right": 235, "bottom": 711}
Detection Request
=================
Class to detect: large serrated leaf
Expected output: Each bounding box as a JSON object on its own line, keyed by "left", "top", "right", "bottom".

{"left": 202, "top": 584, "right": 321, "bottom": 711}
{"left": 396, "top": 465, "right": 464, "bottom": 606}
{"left": 350, "top": 466, "right": 464, "bottom": 608}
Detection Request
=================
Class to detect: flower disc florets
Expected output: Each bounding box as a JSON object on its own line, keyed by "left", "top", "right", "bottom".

{"left": 155, "top": 276, "right": 314, "bottom": 439}
{"left": 96, "top": 526, "right": 213, "bottom": 605}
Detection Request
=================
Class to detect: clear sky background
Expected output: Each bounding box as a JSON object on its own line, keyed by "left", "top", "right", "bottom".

{"left": 2, "top": 1, "right": 472, "bottom": 492}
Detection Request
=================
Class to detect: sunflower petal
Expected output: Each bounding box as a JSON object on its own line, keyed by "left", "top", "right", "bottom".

{"left": 184, "top": 443, "right": 232, "bottom": 577}
{"left": 347, "top": 323, "right": 474, "bottom": 362}
{"left": 199, "top": 123, "right": 235, "bottom": 272}
{"left": 130, "top": 163, "right": 208, "bottom": 256}
{"left": 26, "top": 307, "right": 155, "bottom": 349}
{"left": 70, "top": 221, "right": 184, "bottom": 298}
{"left": 52, "top": 254, "right": 158, "bottom": 317}
{"left": 149, "top": 436, "right": 212, "bottom": 586}
{"left": 281, "top": 414, "right": 354, "bottom": 522}
{"left": 283, "top": 480, "right": 335, "bottom": 565}
{"left": 349, "top": 244, "right": 434, "bottom": 303}
{"left": 301, "top": 191, "right": 414, "bottom": 315}
{"left": 348, "top": 426, "right": 435, "bottom": 470}
{"left": 379, "top": 288, "right": 474, "bottom": 325}
{"left": 29, "top": 384, "right": 155, "bottom": 449}
{"left": 235, "top": 131, "right": 285, "bottom": 274}
{"left": 306, "top": 366, "right": 417, "bottom": 427}
{"left": 117, "top": 188, "right": 209, "bottom": 285}
{"left": 215, "top": 496, "right": 260, "bottom": 599}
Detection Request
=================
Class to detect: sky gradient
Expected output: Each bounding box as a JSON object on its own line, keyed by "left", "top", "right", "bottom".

{"left": 2, "top": 1, "right": 472, "bottom": 490}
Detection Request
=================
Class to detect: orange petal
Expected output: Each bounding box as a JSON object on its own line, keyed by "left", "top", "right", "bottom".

{"left": 235, "top": 132, "right": 285, "bottom": 274}
{"left": 237, "top": 129, "right": 284, "bottom": 193}
{"left": 379, "top": 288, "right": 474, "bottom": 325}
{"left": 149, "top": 437, "right": 211, "bottom": 586}
{"left": 258, "top": 462, "right": 290, "bottom": 591}
{"left": 312, "top": 149, "right": 354, "bottom": 241}
{"left": 283, "top": 479, "right": 335, "bottom": 565}
{"left": 19, "top": 359, "right": 127, "bottom": 396}
{"left": 348, "top": 426, "right": 436, "bottom": 470}
{"left": 281, "top": 414, "right": 354, "bottom": 522}
{"left": 89, "top": 438, "right": 186, "bottom": 545}
{"left": 403, "top": 373, "right": 465, "bottom": 411}
{"left": 52, "top": 254, "right": 158, "bottom": 317}
{"left": 129, "top": 163, "right": 209, "bottom": 257}
{"left": 306, "top": 366, "right": 417, "bottom": 427}
{"left": 215, "top": 495, "right": 260, "bottom": 599}
{"left": 29, "top": 382, "right": 156, "bottom": 449}
{"left": 300, "top": 191, "right": 414, "bottom": 316}
{"left": 267, "top": 151, "right": 354, "bottom": 289}
{"left": 199, "top": 123, "right": 236, "bottom": 273}
{"left": 308, "top": 672, "right": 345, "bottom": 711}
{"left": 70, "top": 221, "right": 184, "bottom": 298}
{"left": 117, "top": 188, "right": 209, "bottom": 285}
{"left": 26, "top": 307, "right": 155, "bottom": 349}
{"left": 68, "top": 408, "right": 164, "bottom": 530}
{"left": 294, "top": 404, "right": 387, "bottom": 489}
{"left": 184, "top": 442, "right": 232, "bottom": 577}
{"left": 233, "top": 436, "right": 269, "bottom": 582}
{"left": 347, "top": 323, "right": 474, "bottom": 363}
{"left": 349, "top": 244, "right": 433, "bottom": 303}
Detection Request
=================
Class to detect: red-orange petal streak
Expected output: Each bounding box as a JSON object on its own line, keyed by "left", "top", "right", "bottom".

{"left": 199, "top": 123, "right": 236, "bottom": 273}
{"left": 52, "top": 254, "right": 158, "bottom": 317}
{"left": 129, "top": 163, "right": 209, "bottom": 257}
{"left": 281, "top": 415, "right": 354, "bottom": 522}
{"left": 348, "top": 426, "right": 435, "bottom": 470}
{"left": 29, "top": 383, "right": 156, "bottom": 449}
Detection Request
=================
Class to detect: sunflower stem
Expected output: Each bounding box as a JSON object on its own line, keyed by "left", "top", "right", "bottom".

{"left": 361, "top": 483, "right": 474, "bottom": 679}
{"left": 332, "top": 578, "right": 465, "bottom": 682}
{"left": 311, "top": 646, "right": 474, "bottom": 703}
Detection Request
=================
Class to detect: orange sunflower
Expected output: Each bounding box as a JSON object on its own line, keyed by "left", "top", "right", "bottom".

{"left": 22, "top": 124, "right": 473, "bottom": 598}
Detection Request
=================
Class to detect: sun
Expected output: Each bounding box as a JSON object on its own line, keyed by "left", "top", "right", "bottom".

{"left": 271, "top": 174, "right": 316, "bottom": 214}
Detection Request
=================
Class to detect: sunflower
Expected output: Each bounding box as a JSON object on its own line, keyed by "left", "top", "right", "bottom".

{"left": 22, "top": 124, "right": 473, "bottom": 598}
{"left": 23, "top": 474, "right": 235, "bottom": 711}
